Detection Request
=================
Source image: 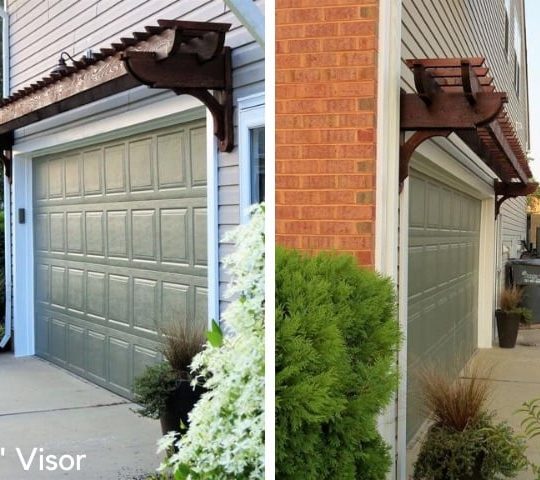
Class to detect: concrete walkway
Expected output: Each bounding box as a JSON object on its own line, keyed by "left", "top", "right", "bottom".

{"left": 477, "top": 328, "right": 540, "bottom": 480}
{"left": 0, "top": 353, "right": 162, "bottom": 479}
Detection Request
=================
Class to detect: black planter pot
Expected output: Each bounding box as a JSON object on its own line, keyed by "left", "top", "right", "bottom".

{"left": 159, "top": 380, "right": 204, "bottom": 435}
{"left": 495, "top": 310, "right": 521, "bottom": 348}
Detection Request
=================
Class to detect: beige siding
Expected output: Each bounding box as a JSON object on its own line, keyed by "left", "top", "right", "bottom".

{"left": 402, "top": 0, "right": 530, "bottom": 261}
{"left": 5, "top": 0, "right": 265, "bottom": 309}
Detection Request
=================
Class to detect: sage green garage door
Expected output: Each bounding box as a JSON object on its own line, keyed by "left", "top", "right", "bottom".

{"left": 33, "top": 121, "right": 208, "bottom": 398}
{"left": 407, "top": 172, "right": 481, "bottom": 442}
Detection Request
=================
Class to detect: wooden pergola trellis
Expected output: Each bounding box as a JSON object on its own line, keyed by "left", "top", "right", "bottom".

{"left": 400, "top": 57, "right": 537, "bottom": 216}
{"left": 0, "top": 20, "right": 235, "bottom": 180}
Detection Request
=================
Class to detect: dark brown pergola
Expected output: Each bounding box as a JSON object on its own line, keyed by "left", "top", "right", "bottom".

{"left": 0, "top": 20, "right": 235, "bottom": 179}
{"left": 400, "top": 57, "right": 537, "bottom": 216}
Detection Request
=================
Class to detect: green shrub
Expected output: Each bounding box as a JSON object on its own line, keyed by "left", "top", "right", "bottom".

{"left": 276, "top": 248, "right": 401, "bottom": 480}
{"left": 133, "top": 362, "right": 179, "bottom": 419}
{"left": 413, "top": 413, "right": 527, "bottom": 480}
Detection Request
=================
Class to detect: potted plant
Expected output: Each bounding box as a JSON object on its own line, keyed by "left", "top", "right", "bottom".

{"left": 413, "top": 366, "right": 527, "bottom": 480}
{"left": 134, "top": 322, "right": 205, "bottom": 435}
{"left": 496, "top": 286, "right": 532, "bottom": 348}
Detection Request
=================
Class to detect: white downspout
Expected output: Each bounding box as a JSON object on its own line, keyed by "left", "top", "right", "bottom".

{"left": 0, "top": 5, "right": 10, "bottom": 349}
{"left": 223, "top": 0, "right": 264, "bottom": 47}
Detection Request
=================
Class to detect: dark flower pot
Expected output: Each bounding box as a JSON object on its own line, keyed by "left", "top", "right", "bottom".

{"left": 159, "top": 380, "right": 204, "bottom": 436}
{"left": 496, "top": 310, "right": 521, "bottom": 348}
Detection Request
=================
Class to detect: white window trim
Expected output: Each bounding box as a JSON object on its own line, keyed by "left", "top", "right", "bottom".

{"left": 238, "top": 92, "right": 265, "bottom": 223}
{"left": 10, "top": 94, "right": 219, "bottom": 356}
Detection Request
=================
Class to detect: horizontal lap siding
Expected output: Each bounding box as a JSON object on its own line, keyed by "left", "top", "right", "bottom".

{"left": 6, "top": 0, "right": 265, "bottom": 309}
{"left": 402, "top": 0, "right": 529, "bottom": 257}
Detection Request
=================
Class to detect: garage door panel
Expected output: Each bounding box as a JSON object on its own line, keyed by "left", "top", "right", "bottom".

{"left": 157, "top": 130, "right": 187, "bottom": 188}
{"left": 132, "top": 210, "right": 157, "bottom": 260}
{"left": 83, "top": 149, "right": 103, "bottom": 195}
{"left": 65, "top": 153, "right": 82, "bottom": 197}
{"left": 195, "top": 287, "right": 208, "bottom": 327}
{"left": 129, "top": 138, "right": 154, "bottom": 192}
{"left": 50, "top": 213, "right": 65, "bottom": 253}
{"left": 133, "top": 278, "right": 159, "bottom": 333}
{"left": 162, "top": 282, "right": 189, "bottom": 329}
{"left": 133, "top": 345, "right": 161, "bottom": 381}
{"left": 107, "top": 210, "right": 129, "bottom": 258}
{"left": 67, "top": 268, "right": 84, "bottom": 313}
{"left": 67, "top": 324, "right": 85, "bottom": 373}
{"left": 34, "top": 121, "right": 208, "bottom": 398}
{"left": 50, "top": 318, "right": 67, "bottom": 363}
{"left": 108, "top": 337, "right": 131, "bottom": 394}
{"left": 105, "top": 144, "right": 126, "bottom": 193}
{"left": 160, "top": 208, "right": 188, "bottom": 264}
{"left": 67, "top": 212, "right": 83, "bottom": 254}
{"left": 407, "top": 171, "right": 481, "bottom": 443}
{"left": 36, "top": 315, "right": 49, "bottom": 353}
{"left": 190, "top": 126, "right": 207, "bottom": 186}
{"left": 108, "top": 275, "right": 130, "bottom": 326}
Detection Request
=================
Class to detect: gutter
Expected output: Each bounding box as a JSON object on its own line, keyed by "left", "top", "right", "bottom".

{"left": 0, "top": 6, "right": 11, "bottom": 349}
{"left": 223, "top": 0, "right": 264, "bottom": 47}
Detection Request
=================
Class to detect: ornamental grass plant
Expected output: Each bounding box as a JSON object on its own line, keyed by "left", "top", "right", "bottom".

{"left": 419, "top": 363, "right": 492, "bottom": 432}
{"left": 160, "top": 322, "right": 206, "bottom": 378}
{"left": 414, "top": 364, "right": 528, "bottom": 480}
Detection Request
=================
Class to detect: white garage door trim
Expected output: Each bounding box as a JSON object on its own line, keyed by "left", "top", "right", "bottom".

{"left": 12, "top": 102, "right": 218, "bottom": 358}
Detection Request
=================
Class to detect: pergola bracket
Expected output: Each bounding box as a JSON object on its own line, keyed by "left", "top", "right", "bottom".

{"left": 494, "top": 181, "right": 538, "bottom": 218}
{"left": 399, "top": 129, "right": 452, "bottom": 191}
{"left": 122, "top": 29, "right": 234, "bottom": 152}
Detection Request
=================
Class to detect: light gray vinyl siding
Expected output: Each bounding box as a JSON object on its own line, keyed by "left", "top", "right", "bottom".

{"left": 402, "top": 0, "right": 529, "bottom": 261}
{"left": 5, "top": 0, "right": 265, "bottom": 310}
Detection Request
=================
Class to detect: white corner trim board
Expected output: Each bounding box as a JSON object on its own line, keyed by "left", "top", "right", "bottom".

{"left": 206, "top": 109, "right": 220, "bottom": 328}
{"left": 12, "top": 153, "right": 34, "bottom": 357}
{"left": 375, "top": 0, "right": 402, "bottom": 478}
{"left": 0, "top": 6, "right": 11, "bottom": 349}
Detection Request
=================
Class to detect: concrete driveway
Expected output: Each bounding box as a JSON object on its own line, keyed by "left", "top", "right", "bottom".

{"left": 0, "top": 353, "right": 162, "bottom": 479}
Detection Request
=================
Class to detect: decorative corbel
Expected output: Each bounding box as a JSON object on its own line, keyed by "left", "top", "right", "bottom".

{"left": 399, "top": 129, "right": 452, "bottom": 192}
{"left": 494, "top": 181, "right": 538, "bottom": 218}
{"left": 121, "top": 22, "right": 234, "bottom": 152}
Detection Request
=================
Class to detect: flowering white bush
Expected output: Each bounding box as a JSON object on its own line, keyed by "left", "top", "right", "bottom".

{"left": 158, "top": 203, "right": 265, "bottom": 480}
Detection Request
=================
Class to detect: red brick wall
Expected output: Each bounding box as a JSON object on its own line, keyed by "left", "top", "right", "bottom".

{"left": 275, "top": 1, "right": 379, "bottom": 267}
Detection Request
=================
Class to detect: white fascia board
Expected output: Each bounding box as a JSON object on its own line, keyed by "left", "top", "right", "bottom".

{"left": 224, "top": 0, "right": 264, "bottom": 47}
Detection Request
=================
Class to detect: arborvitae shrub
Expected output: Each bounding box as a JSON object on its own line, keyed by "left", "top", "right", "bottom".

{"left": 276, "top": 247, "right": 401, "bottom": 480}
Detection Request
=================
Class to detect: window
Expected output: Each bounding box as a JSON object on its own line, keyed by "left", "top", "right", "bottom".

{"left": 514, "top": 14, "right": 522, "bottom": 95}
{"left": 249, "top": 126, "right": 265, "bottom": 204}
{"left": 238, "top": 93, "right": 265, "bottom": 223}
{"left": 504, "top": 0, "right": 511, "bottom": 56}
